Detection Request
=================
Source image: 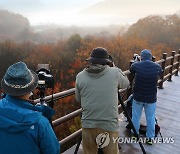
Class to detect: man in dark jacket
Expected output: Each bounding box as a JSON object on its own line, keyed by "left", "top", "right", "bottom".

{"left": 0, "top": 62, "right": 60, "bottom": 154}
{"left": 130, "top": 49, "right": 162, "bottom": 145}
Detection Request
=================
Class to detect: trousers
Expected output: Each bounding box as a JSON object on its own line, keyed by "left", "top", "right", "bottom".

{"left": 132, "top": 99, "right": 156, "bottom": 139}
{"left": 82, "top": 128, "right": 119, "bottom": 154}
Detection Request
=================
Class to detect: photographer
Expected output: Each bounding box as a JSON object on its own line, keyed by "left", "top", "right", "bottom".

{"left": 130, "top": 49, "right": 162, "bottom": 145}
{"left": 0, "top": 62, "right": 60, "bottom": 154}
{"left": 75, "top": 47, "right": 129, "bottom": 154}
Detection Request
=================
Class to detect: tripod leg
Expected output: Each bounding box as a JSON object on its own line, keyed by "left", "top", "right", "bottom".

{"left": 98, "top": 148, "right": 104, "bottom": 154}
{"left": 118, "top": 92, "right": 146, "bottom": 154}
{"left": 74, "top": 136, "right": 82, "bottom": 154}
{"left": 75, "top": 136, "right": 104, "bottom": 154}
{"left": 155, "top": 118, "right": 163, "bottom": 140}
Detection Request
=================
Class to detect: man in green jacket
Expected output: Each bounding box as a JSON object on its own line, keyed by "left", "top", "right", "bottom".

{"left": 75, "top": 47, "right": 129, "bottom": 154}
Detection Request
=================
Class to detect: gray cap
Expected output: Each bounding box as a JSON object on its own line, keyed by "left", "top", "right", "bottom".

{"left": 1, "top": 62, "right": 38, "bottom": 96}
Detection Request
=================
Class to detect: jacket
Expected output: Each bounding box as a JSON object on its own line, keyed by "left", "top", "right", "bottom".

{"left": 0, "top": 95, "right": 60, "bottom": 154}
{"left": 75, "top": 65, "right": 129, "bottom": 131}
{"left": 130, "top": 60, "right": 162, "bottom": 103}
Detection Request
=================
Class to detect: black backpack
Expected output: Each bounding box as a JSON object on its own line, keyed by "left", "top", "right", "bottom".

{"left": 139, "top": 124, "right": 160, "bottom": 137}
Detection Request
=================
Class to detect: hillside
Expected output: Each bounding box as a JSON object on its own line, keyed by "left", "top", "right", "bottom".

{"left": 0, "top": 10, "right": 31, "bottom": 41}
{"left": 0, "top": 10, "right": 128, "bottom": 43}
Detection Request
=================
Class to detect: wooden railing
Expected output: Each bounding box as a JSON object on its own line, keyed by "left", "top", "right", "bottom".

{"left": 35, "top": 49, "right": 180, "bottom": 153}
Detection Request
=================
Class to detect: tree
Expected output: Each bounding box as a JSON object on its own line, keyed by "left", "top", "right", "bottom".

{"left": 66, "top": 34, "right": 82, "bottom": 52}
{"left": 0, "top": 10, "right": 31, "bottom": 41}
{"left": 125, "top": 14, "right": 180, "bottom": 50}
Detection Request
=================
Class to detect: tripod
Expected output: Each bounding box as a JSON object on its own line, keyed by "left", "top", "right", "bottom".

{"left": 37, "top": 87, "right": 54, "bottom": 129}
{"left": 74, "top": 92, "right": 146, "bottom": 154}
{"left": 118, "top": 91, "right": 146, "bottom": 154}
{"left": 155, "top": 118, "right": 163, "bottom": 140}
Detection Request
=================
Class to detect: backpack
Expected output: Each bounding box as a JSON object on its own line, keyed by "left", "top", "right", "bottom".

{"left": 139, "top": 124, "right": 161, "bottom": 137}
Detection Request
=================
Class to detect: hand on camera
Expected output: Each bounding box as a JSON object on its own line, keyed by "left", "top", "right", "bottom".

{"left": 133, "top": 54, "right": 141, "bottom": 62}
{"left": 108, "top": 54, "right": 115, "bottom": 67}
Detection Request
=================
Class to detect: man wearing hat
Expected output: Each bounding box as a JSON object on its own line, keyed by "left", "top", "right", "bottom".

{"left": 75, "top": 47, "right": 129, "bottom": 154}
{"left": 0, "top": 62, "right": 60, "bottom": 154}
{"left": 130, "top": 49, "right": 162, "bottom": 145}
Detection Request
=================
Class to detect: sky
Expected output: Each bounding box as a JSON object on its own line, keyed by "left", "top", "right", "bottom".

{"left": 0, "top": 0, "right": 179, "bottom": 26}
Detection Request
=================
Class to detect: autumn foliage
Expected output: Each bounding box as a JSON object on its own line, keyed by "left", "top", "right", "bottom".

{"left": 0, "top": 13, "right": 179, "bottom": 150}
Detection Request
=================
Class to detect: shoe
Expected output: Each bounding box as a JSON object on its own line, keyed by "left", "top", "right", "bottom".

{"left": 131, "top": 133, "right": 137, "bottom": 141}
{"left": 131, "top": 136, "right": 137, "bottom": 141}
{"left": 146, "top": 138, "right": 153, "bottom": 145}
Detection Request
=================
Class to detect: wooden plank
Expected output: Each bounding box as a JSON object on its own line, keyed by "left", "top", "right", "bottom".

{"left": 63, "top": 75, "right": 180, "bottom": 154}
{"left": 118, "top": 75, "right": 180, "bottom": 154}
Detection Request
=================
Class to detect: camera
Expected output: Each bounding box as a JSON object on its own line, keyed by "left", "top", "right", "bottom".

{"left": 133, "top": 54, "right": 141, "bottom": 62}
{"left": 36, "top": 64, "right": 54, "bottom": 89}
{"left": 108, "top": 54, "right": 115, "bottom": 67}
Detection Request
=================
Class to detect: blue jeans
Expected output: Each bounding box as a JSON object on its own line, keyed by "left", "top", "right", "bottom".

{"left": 132, "top": 99, "right": 156, "bottom": 139}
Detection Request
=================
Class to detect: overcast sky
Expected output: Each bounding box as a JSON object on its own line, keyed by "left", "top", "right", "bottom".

{"left": 0, "top": 0, "right": 179, "bottom": 26}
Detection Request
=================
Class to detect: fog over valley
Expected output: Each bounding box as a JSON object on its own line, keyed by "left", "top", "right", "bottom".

{"left": 0, "top": 0, "right": 179, "bottom": 43}
{"left": 0, "top": 0, "right": 179, "bottom": 26}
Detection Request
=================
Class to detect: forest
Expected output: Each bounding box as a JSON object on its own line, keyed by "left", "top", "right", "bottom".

{"left": 0, "top": 10, "right": 180, "bottom": 149}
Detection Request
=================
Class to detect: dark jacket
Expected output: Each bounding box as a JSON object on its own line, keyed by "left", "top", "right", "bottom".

{"left": 130, "top": 60, "right": 162, "bottom": 103}
{"left": 0, "top": 95, "right": 60, "bottom": 154}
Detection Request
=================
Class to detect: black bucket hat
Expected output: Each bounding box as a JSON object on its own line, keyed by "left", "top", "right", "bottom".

{"left": 1, "top": 61, "right": 38, "bottom": 96}
{"left": 86, "top": 47, "right": 112, "bottom": 65}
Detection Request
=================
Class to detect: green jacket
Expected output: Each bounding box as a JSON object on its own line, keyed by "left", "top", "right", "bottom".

{"left": 75, "top": 65, "right": 129, "bottom": 131}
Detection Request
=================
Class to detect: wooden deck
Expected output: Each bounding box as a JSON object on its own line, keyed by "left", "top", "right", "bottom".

{"left": 63, "top": 75, "right": 180, "bottom": 154}
{"left": 118, "top": 75, "right": 180, "bottom": 154}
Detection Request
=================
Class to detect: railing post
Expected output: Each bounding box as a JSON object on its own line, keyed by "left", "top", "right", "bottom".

{"left": 175, "top": 49, "right": 180, "bottom": 76}
{"left": 168, "top": 51, "right": 176, "bottom": 81}
{"left": 127, "top": 60, "right": 134, "bottom": 97}
{"left": 158, "top": 53, "right": 167, "bottom": 89}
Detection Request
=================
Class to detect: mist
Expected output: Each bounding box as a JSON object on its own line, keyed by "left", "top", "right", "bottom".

{"left": 0, "top": 0, "right": 179, "bottom": 26}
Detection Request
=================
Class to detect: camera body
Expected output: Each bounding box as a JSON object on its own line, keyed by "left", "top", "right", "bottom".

{"left": 133, "top": 54, "right": 141, "bottom": 62}
{"left": 37, "top": 64, "right": 54, "bottom": 89}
